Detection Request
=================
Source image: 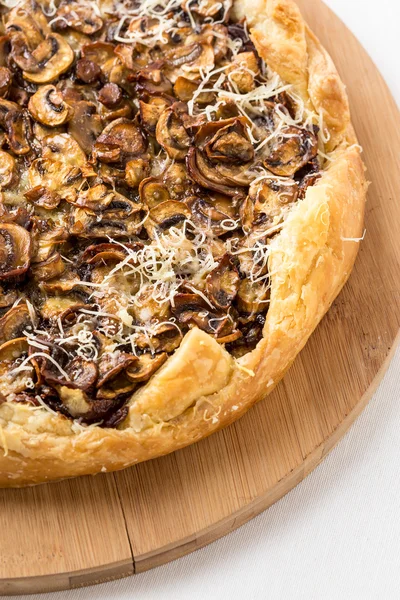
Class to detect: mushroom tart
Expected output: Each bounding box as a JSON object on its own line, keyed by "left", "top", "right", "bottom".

{"left": 0, "top": 0, "right": 366, "bottom": 486}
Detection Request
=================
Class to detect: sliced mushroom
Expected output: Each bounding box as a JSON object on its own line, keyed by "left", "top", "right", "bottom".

{"left": 40, "top": 270, "right": 81, "bottom": 295}
{"left": 25, "top": 185, "right": 61, "bottom": 210}
{"left": 186, "top": 196, "right": 236, "bottom": 236}
{"left": 40, "top": 356, "right": 98, "bottom": 393}
{"left": 173, "top": 76, "right": 215, "bottom": 105}
{"left": 126, "top": 158, "right": 150, "bottom": 188}
{"left": 0, "top": 337, "right": 28, "bottom": 362}
{"left": 23, "top": 34, "right": 75, "bottom": 84}
{"left": 101, "top": 405, "right": 129, "bottom": 428}
{"left": 4, "top": 108, "right": 32, "bottom": 155}
{"left": 81, "top": 41, "right": 115, "bottom": 68}
{"left": 197, "top": 117, "right": 254, "bottom": 163}
{"left": 140, "top": 97, "right": 170, "bottom": 135}
{"left": 172, "top": 293, "right": 234, "bottom": 337}
{"left": 0, "top": 304, "right": 32, "bottom": 344}
{"left": 125, "top": 352, "right": 167, "bottom": 383}
{"left": 0, "top": 223, "right": 31, "bottom": 281}
{"left": 206, "top": 254, "right": 240, "bottom": 309}
{"left": 28, "top": 85, "right": 73, "bottom": 126}
{"left": 165, "top": 41, "right": 214, "bottom": 83}
{"left": 131, "top": 285, "right": 171, "bottom": 323}
{"left": 241, "top": 178, "right": 299, "bottom": 233}
{"left": 0, "top": 286, "right": 18, "bottom": 309}
{"left": 0, "top": 66, "right": 12, "bottom": 98}
{"left": 94, "top": 118, "right": 147, "bottom": 166}
{"left": 139, "top": 177, "right": 170, "bottom": 208}
{"left": 187, "top": 147, "right": 251, "bottom": 197}
{"left": 156, "top": 106, "right": 191, "bottom": 160}
{"left": 75, "top": 58, "right": 102, "bottom": 84}
{"left": 67, "top": 101, "right": 103, "bottom": 155}
{"left": 130, "top": 323, "right": 183, "bottom": 354}
{"left": 161, "top": 162, "right": 192, "bottom": 199}
{"left": 28, "top": 158, "right": 80, "bottom": 203}
{"left": 98, "top": 83, "right": 123, "bottom": 108}
{"left": 227, "top": 51, "right": 259, "bottom": 94}
{"left": 56, "top": 3, "right": 103, "bottom": 35}
{"left": 70, "top": 205, "right": 143, "bottom": 239}
{"left": 40, "top": 296, "right": 84, "bottom": 320}
{"left": 31, "top": 252, "right": 65, "bottom": 281}
{"left": 182, "top": 0, "right": 232, "bottom": 20}
{"left": 97, "top": 351, "right": 136, "bottom": 388}
{"left": 145, "top": 200, "right": 191, "bottom": 238}
{"left": 0, "top": 151, "right": 17, "bottom": 189}
{"left": 236, "top": 279, "right": 270, "bottom": 315}
{"left": 31, "top": 224, "right": 68, "bottom": 263}
{"left": 96, "top": 373, "right": 136, "bottom": 401}
{"left": 264, "top": 126, "right": 318, "bottom": 177}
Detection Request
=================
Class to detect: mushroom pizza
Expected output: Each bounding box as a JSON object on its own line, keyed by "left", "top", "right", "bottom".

{"left": 0, "top": 0, "right": 367, "bottom": 486}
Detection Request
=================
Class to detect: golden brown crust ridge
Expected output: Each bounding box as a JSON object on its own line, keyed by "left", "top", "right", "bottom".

{"left": 0, "top": 0, "right": 368, "bottom": 487}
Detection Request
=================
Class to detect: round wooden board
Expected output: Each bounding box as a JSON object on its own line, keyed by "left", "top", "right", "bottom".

{"left": 1, "top": 1, "right": 400, "bottom": 595}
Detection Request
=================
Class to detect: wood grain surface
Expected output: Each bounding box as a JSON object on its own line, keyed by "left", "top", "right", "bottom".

{"left": 1, "top": 0, "right": 400, "bottom": 594}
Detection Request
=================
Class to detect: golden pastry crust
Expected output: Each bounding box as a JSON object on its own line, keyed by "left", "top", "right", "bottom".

{"left": 0, "top": 0, "right": 367, "bottom": 487}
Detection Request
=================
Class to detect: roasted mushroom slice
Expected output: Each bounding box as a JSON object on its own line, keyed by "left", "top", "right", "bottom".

{"left": 0, "top": 66, "right": 12, "bottom": 98}
{"left": 25, "top": 185, "right": 61, "bottom": 210}
{"left": 98, "top": 83, "right": 123, "bottom": 109}
{"left": 0, "top": 151, "right": 17, "bottom": 189}
{"left": 56, "top": 2, "right": 103, "bottom": 35}
{"left": 0, "top": 337, "right": 28, "bottom": 362}
{"left": 0, "top": 223, "right": 31, "bottom": 280}
{"left": 227, "top": 51, "right": 259, "bottom": 94}
{"left": 196, "top": 117, "right": 254, "bottom": 164}
{"left": 164, "top": 41, "right": 214, "bottom": 82}
{"left": 139, "top": 177, "right": 170, "bottom": 208}
{"left": 31, "top": 224, "right": 68, "bottom": 263}
{"left": 140, "top": 97, "right": 170, "bottom": 135}
{"left": 28, "top": 158, "right": 80, "bottom": 203}
{"left": 94, "top": 118, "right": 147, "bottom": 166}
{"left": 97, "top": 352, "right": 137, "bottom": 388}
{"left": 0, "top": 304, "right": 32, "bottom": 345}
{"left": 126, "top": 158, "right": 150, "bottom": 188}
{"left": 236, "top": 279, "right": 270, "bottom": 315}
{"left": 40, "top": 270, "right": 82, "bottom": 295}
{"left": 28, "top": 85, "right": 73, "bottom": 127}
{"left": 182, "top": 0, "right": 232, "bottom": 20}
{"left": 131, "top": 322, "right": 183, "bottom": 354}
{"left": 125, "top": 352, "right": 167, "bottom": 383}
{"left": 4, "top": 108, "right": 32, "bottom": 155}
{"left": 70, "top": 206, "right": 143, "bottom": 239}
{"left": 186, "top": 196, "right": 237, "bottom": 236}
{"left": 161, "top": 162, "right": 192, "bottom": 199}
{"left": 31, "top": 252, "right": 65, "bottom": 281}
{"left": 145, "top": 200, "right": 191, "bottom": 238}
{"left": 0, "top": 286, "right": 18, "bottom": 309}
{"left": 67, "top": 101, "right": 103, "bottom": 155}
{"left": 241, "top": 178, "right": 299, "bottom": 233}
{"left": 81, "top": 41, "right": 115, "bottom": 69}
{"left": 264, "top": 126, "right": 318, "bottom": 177}
{"left": 96, "top": 373, "right": 136, "bottom": 401}
{"left": 22, "top": 34, "right": 74, "bottom": 84}
{"left": 187, "top": 147, "right": 250, "bottom": 197}
{"left": 156, "top": 106, "right": 191, "bottom": 160}
{"left": 172, "top": 293, "right": 234, "bottom": 337}
{"left": 80, "top": 243, "right": 130, "bottom": 266}
{"left": 206, "top": 254, "right": 240, "bottom": 310}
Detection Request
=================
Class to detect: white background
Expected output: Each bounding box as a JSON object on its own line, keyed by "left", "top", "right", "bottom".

{"left": 3, "top": 1, "right": 400, "bottom": 599}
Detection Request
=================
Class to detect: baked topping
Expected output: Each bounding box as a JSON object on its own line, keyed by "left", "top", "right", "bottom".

{"left": 0, "top": 0, "right": 324, "bottom": 428}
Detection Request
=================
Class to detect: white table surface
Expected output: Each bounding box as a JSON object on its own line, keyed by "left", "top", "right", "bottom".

{"left": 3, "top": 1, "right": 400, "bottom": 599}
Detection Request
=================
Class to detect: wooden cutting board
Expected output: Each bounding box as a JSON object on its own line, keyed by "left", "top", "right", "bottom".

{"left": 1, "top": 1, "right": 400, "bottom": 594}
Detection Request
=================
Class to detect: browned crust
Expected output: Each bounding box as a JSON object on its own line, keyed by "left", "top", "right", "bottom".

{"left": 0, "top": 0, "right": 368, "bottom": 487}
